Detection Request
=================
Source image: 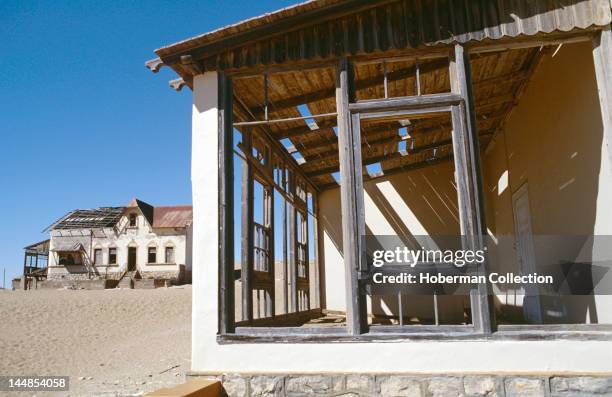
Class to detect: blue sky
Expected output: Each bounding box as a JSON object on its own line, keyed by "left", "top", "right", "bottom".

{"left": 0, "top": 0, "right": 296, "bottom": 283}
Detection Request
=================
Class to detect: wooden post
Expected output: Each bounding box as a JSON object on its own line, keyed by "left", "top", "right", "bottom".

{"left": 450, "top": 44, "right": 492, "bottom": 334}
{"left": 336, "top": 57, "right": 368, "bottom": 335}
{"left": 288, "top": 172, "right": 299, "bottom": 313}
{"left": 241, "top": 130, "right": 254, "bottom": 323}
{"left": 282, "top": 167, "right": 289, "bottom": 315}
{"left": 266, "top": 185, "right": 275, "bottom": 317}
{"left": 303, "top": 211, "right": 310, "bottom": 310}
{"left": 593, "top": 26, "right": 612, "bottom": 173}
{"left": 21, "top": 253, "right": 28, "bottom": 290}
{"left": 217, "top": 71, "right": 235, "bottom": 334}
{"left": 312, "top": 194, "right": 321, "bottom": 309}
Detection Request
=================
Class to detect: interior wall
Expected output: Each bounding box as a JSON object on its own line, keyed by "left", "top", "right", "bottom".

{"left": 319, "top": 160, "right": 465, "bottom": 322}
{"left": 482, "top": 41, "right": 612, "bottom": 324}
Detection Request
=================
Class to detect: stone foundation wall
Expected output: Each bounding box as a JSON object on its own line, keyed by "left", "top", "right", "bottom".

{"left": 47, "top": 270, "right": 123, "bottom": 281}
{"left": 139, "top": 270, "right": 181, "bottom": 282}
{"left": 187, "top": 373, "right": 612, "bottom": 397}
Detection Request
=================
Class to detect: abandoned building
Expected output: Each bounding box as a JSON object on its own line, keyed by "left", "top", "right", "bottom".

{"left": 12, "top": 239, "right": 50, "bottom": 290}
{"left": 147, "top": 0, "right": 612, "bottom": 394}
{"left": 43, "top": 198, "right": 192, "bottom": 288}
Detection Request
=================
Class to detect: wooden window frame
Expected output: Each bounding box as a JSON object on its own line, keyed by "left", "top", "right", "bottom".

{"left": 93, "top": 248, "right": 103, "bottom": 266}
{"left": 217, "top": 35, "right": 612, "bottom": 341}
{"left": 147, "top": 246, "right": 157, "bottom": 264}
{"left": 108, "top": 247, "right": 117, "bottom": 265}
{"left": 165, "top": 246, "right": 175, "bottom": 264}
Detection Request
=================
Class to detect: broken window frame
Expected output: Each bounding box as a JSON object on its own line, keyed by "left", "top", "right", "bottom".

{"left": 217, "top": 32, "right": 612, "bottom": 340}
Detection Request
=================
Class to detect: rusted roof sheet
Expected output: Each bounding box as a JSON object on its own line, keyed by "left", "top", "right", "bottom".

{"left": 149, "top": 0, "right": 611, "bottom": 76}
{"left": 152, "top": 206, "right": 193, "bottom": 228}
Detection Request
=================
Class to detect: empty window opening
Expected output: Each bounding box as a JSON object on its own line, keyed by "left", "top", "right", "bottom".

{"left": 93, "top": 248, "right": 102, "bottom": 265}
{"left": 165, "top": 246, "right": 175, "bottom": 263}
{"left": 148, "top": 246, "right": 157, "bottom": 264}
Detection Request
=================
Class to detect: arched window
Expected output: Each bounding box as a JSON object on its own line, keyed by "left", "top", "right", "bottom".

{"left": 108, "top": 247, "right": 117, "bottom": 265}
{"left": 93, "top": 248, "right": 103, "bottom": 265}
{"left": 165, "top": 245, "right": 175, "bottom": 264}
{"left": 148, "top": 245, "right": 157, "bottom": 264}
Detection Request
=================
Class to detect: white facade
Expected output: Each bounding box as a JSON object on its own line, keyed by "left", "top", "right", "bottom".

{"left": 47, "top": 203, "right": 192, "bottom": 283}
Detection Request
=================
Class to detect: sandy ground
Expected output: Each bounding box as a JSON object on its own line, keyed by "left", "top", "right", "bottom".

{"left": 0, "top": 286, "right": 191, "bottom": 397}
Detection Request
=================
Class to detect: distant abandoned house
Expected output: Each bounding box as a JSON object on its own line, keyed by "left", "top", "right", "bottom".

{"left": 148, "top": 0, "right": 612, "bottom": 392}
{"left": 45, "top": 198, "right": 192, "bottom": 286}
{"left": 13, "top": 239, "right": 50, "bottom": 290}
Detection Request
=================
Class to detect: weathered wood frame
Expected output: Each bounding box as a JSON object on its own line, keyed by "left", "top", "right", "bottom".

{"left": 337, "top": 45, "right": 491, "bottom": 335}
{"left": 218, "top": 32, "right": 612, "bottom": 339}
{"left": 218, "top": 71, "right": 235, "bottom": 334}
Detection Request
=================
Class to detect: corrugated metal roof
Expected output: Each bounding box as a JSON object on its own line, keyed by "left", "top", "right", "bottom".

{"left": 155, "top": 0, "right": 341, "bottom": 57}
{"left": 152, "top": 206, "right": 193, "bottom": 228}
{"left": 150, "top": 0, "right": 611, "bottom": 76}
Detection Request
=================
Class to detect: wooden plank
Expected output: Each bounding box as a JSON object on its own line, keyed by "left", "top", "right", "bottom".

{"left": 450, "top": 44, "right": 492, "bottom": 334}
{"left": 219, "top": 328, "right": 612, "bottom": 344}
{"left": 306, "top": 129, "right": 496, "bottom": 178}
{"left": 217, "top": 72, "right": 235, "bottom": 334}
{"left": 237, "top": 142, "right": 310, "bottom": 214}
{"left": 312, "top": 193, "right": 321, "bottom": 308}
{"left": 282, "top": 167, "right": 289, "bottom": 315}
{"left": 336, "top": 58, "right": 367, "bottom": 335}
{"left": 266, "top": 185, "right": 275, "bottom": 317}
{"left": 244, "top": 57, "right": 450, "bottom": 117}
{"left": 349, "top": 93, "right": 462, "bottom": 112}
{"left": 233, "top": 95, "right": 319, "bottom": 195}
{"left": 318, "top": 155, "right": 455, "bottom": 190}
{"left": 593, "top": 26, "right": 612, "bottom": 173}
{"left": 288, "top": 172, "right": 299, "bottom": 313}
{"left": 234, "top": 112, "right": 337, "bottom": 127}
{"left": 240, "top": 129, "right": 254, "bottom": 323}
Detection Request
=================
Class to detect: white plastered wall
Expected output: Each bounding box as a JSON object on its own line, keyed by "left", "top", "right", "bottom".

{"left": 47, "top": 209, "right": 187, "bottom": 277}
{"left": 482, "top": 42, "right": 612, "bottom": 323}
{"left": 191, "top": 71, "right": 612, "bottom": 375}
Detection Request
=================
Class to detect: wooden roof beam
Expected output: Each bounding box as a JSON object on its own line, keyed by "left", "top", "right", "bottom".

{"left": 306, "top": 130, "right": 493, "bottom": 177}
{"left": 318, "top": 154, "right": 455, "bottom": 190}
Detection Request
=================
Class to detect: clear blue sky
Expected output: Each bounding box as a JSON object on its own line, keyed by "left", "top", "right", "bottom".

{"left": 0, "top": 0, "right": 296, "bottom": 284}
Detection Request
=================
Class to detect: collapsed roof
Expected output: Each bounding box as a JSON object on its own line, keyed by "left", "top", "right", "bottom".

{"left": 45, "top": 208, "right": 125, "bottom": 231}
{"left": 45, "top": 199, "right": 192, "bottom": 231}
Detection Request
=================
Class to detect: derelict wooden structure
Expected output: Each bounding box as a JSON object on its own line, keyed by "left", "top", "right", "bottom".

{"left": 148, "top": 0, "right": 612, "bottom": 338}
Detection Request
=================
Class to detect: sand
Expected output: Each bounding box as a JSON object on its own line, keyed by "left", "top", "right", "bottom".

{"left": 0, "top": 286, "right": 191, "bottom": 396}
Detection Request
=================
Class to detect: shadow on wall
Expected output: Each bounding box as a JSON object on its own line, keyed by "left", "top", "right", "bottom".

{"left": 320, "top": 160, "right": 469, "bottom": 324}
{"left": 482, "top": 41, "right": 607, "bottom": 324}
{"left": 319, "top": 42, "right": 610, "bottom": 325}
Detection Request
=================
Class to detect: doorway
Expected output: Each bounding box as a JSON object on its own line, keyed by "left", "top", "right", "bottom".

{"left": 512, "top": 183, "right": 542, "bottom": 323}
{"left": 128, "top": 247, "right": 137, "bottom": 271}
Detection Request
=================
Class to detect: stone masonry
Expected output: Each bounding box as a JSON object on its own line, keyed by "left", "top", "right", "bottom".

{"left": 187, "top": 374, "right": 612, "bottom": 397}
